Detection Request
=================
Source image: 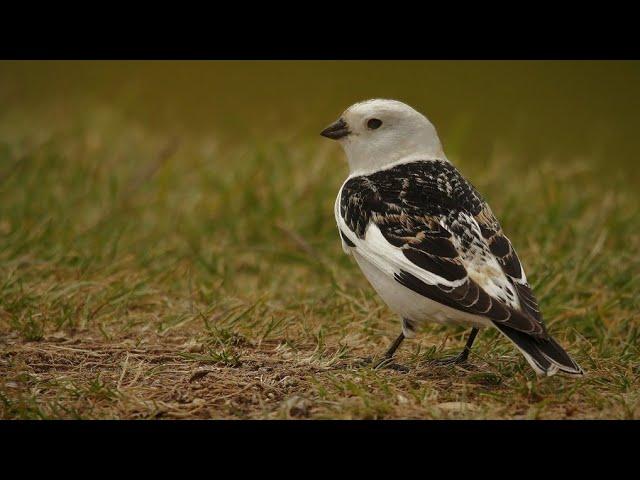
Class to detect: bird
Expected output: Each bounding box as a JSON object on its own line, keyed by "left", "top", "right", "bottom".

{"left": 321, "top": 99, "right": 583, "bottom": 376}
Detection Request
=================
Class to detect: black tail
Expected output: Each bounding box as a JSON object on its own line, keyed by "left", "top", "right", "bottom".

{"left": 493, "top": 323, "right": 584, "bottom": 376}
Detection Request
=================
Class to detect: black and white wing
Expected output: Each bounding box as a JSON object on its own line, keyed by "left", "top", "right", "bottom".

{"left": 336, "top": 160, "right": 547, "bottom": 338}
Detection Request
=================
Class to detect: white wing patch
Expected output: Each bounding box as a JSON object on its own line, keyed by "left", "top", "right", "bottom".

{"left": 441, "top": 212, "right": 521, "bottom": 309}
{"left": 336, "top": 195, "right": 521, "bottom": 313}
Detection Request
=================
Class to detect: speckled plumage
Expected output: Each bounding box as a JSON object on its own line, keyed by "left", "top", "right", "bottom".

{"left": 337, "top": 159, "right": 545, "bottom": 337}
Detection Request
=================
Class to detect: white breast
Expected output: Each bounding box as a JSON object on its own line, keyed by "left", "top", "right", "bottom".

{"left": 351, "top": 250, "right": 491, "bottom": 336}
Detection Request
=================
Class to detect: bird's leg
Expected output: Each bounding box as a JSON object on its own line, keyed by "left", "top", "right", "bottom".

{"left": 373, "top": 332, "right": 406, "bottom": 370}
{"left": 433, "top": 327, "right": 479, "bottom": 365}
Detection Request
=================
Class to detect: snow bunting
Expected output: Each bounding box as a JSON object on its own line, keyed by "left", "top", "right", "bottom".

{"left": 321, "top": 99, "right": 583, "bottom": 376}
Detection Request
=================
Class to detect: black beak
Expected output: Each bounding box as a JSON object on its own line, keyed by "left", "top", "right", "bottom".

{"left": 320, "top": 118, "right": 350, "bottom": 140}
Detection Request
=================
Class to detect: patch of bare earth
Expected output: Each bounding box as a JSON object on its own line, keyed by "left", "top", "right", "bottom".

{"left": 2, "top": 322, "right": 617, "bottom": 420}
{"left": 0, "top": 328, "right": 331, "bottom": 419}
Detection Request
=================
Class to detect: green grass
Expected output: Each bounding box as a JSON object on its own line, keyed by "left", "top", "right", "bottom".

{"left": 1, "top": 93, "right": 639, "bottom": 419}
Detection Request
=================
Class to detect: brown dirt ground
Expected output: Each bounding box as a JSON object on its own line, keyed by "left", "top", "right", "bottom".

{"left": 2, "top": 323, "right": 615, "bottom": 420}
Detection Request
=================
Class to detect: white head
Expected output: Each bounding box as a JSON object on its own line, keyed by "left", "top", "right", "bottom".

{"left": 320, "top": 99, "right": 445, "bottom": 174}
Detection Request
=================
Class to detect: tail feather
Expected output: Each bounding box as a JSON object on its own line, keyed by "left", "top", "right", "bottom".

{"left": 493, "top": 323, "right": 584, "bottom": 376}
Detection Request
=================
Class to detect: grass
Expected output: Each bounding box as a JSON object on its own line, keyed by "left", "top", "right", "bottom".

{"left": 1, "top": 100, "right": 639, "bottom": 419}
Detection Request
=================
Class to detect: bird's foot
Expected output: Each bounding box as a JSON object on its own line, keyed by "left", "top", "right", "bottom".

{"left": 430, "top": 352, "right": 469, "bottom": 366}
{"left": 372, "top": 356, "right": 410, "bottom": 372}
{"left": 351, "top": 356, "right": 409, "bottom": 372}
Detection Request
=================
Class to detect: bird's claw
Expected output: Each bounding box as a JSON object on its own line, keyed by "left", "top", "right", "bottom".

{"left": 430, "top": 353, "right": 468, "bottom": 366}
{"left": 373, "top": 357, "right": 410, "bottom": 372}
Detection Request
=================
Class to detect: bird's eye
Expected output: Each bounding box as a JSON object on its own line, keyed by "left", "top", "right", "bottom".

{"left": 367, "top": 118, "right": 382, "bottom": 130}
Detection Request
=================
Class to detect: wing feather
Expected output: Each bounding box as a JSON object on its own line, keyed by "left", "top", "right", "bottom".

{"left": 474, "top": 204, "right": 543, "bottom": 323}
{"left": 337, "top": 160, "right": 546, "bottom": 337}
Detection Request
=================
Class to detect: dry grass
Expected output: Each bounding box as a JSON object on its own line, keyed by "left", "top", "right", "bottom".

{"left": 2, "top": 321, "right": 637, "bottom": 419}
{"left": 1, "top": 96, "right": 639, "bottom": 419}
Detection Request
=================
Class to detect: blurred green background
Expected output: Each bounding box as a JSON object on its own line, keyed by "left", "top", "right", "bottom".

{"left": 2, "top": 61, "right": 639, "bottom": 174}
